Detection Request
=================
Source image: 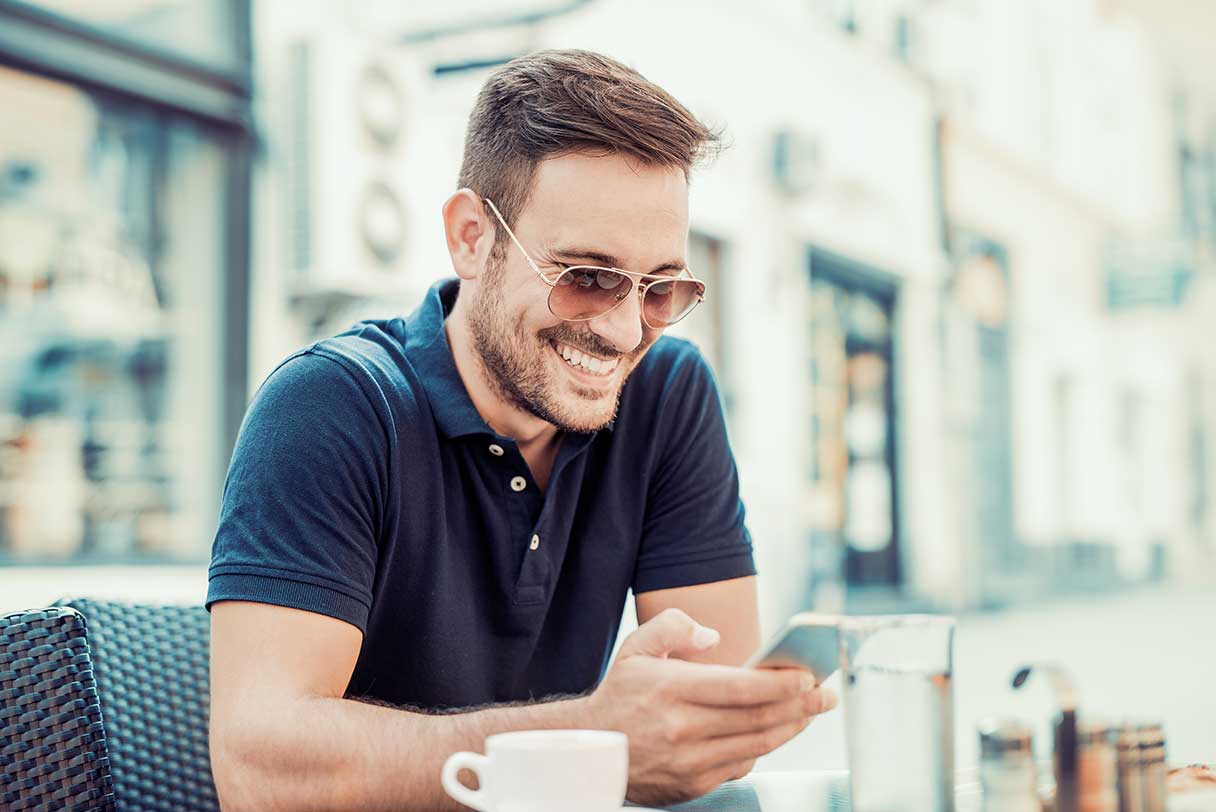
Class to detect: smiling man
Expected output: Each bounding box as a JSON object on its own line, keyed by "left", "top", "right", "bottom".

{"left": 207, "top": 50, "right": 836, "bottom": 812}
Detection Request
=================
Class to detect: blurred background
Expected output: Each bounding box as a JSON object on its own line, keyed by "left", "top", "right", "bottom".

{"left": 0, "top": 0, "right": 1213, "bottom": 772}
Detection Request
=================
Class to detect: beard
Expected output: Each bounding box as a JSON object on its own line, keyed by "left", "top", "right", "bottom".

{"left": 465, "top": 271, "right": 650, "bottom": 434}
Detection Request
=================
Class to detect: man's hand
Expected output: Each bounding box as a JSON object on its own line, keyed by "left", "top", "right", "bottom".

{"left": 584, "top": 608, "right": 838, "bottom": 806}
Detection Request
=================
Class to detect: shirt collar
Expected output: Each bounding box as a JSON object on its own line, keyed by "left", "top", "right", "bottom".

{"left": 403, "top": 279, "right": 495, "bottom": 439}
{"left": 401, "top": 278, "right": 615, "bottom": 440}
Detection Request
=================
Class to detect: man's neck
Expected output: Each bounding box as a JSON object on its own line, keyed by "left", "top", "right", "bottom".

{"left": 444, "top": 303, "right": 562, "bottom": 487}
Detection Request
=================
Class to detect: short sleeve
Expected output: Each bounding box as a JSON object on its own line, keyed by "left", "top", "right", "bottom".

{"left": 632, "top": 347, "right": 756, "bottom": 593}
{"left": 206, "top": 351, "right": 390, "bottom": 633}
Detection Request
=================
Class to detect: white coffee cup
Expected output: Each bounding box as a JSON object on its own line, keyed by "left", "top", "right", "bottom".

{"left": 441, "top": 729, "right": 628, "bottom": 812}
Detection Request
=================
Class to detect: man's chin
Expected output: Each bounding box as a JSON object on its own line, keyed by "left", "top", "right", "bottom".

{"left": 553, "top": 414, "right": 615, "bottom": 434}
{"left": 548, "top": 397, "right": 617, "bottom": 433}
{"left": 544, "top": 385, "right": 620, "bottom": 433}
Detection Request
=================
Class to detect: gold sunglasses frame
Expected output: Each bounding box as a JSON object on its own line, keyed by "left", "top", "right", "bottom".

{"left": 482, "top": 197, "right": 707, "bottom": 330}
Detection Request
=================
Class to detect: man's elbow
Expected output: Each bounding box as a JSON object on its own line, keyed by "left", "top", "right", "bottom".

{"left": 210, "top": 720, "right": 280, "bottom": 812}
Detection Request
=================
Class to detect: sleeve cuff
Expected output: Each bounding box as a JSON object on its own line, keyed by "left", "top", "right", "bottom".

{"left": 206, "top": 571, "right": 370, "bottom": 633}
{"left": 632, "top": 548, "right": 757, "bottom": 594}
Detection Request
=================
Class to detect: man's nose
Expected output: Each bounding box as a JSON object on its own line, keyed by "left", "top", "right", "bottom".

{"left": 588, "top": 286, "right": 645, "bottom": 354}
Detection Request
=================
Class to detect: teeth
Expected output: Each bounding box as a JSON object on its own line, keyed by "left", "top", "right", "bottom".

{"left": 553, "top": 342, "right": 619, "bottom": 376}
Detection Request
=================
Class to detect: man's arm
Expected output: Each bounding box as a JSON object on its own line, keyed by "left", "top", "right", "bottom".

{"left": 209, "top": 601, "right": 587, "bottom": 812}
{"left": 635, "top": 575, "right": 761, "bottom": 666}
{"left": 210, "top": 602, "right": 831, "bottom": 812}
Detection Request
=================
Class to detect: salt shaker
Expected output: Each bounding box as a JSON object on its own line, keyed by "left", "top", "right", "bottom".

{"left": 979, "top": 719, "right": 1041, "bottom": 812}
{"left": 1137, "top": 724, "right": 1167, "bottom": 812}
{"left": 1076, "top": 722, "right": 1117, "bottom": 812}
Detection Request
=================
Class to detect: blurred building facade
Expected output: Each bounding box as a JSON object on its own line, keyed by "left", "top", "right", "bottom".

{"left": 906, "top": 0, "right": 1216, "bottom": 606}
{"left": 1, "top": 0, "right": 1212, "bottom": 628}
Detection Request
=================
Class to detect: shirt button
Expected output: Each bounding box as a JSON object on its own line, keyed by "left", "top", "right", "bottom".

{"left": 488, "top": 444, "right": 504, "bottom": 456}
{"left": 530, "top": 534, "right": 540, "bottom": 551}
{"left": 509, "top": 476, "right": 527, "bottom": 492}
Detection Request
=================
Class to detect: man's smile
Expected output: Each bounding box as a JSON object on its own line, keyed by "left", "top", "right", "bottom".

{"left": 550, "top": 340, "right": 621, "bottom": 378}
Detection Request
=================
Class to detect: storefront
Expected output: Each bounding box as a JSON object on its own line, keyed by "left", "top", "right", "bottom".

{"left": 0, "top": 1, "right": 252, "bottom": 565}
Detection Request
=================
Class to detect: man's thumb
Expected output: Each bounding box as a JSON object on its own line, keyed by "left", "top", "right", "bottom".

{"left": 618, "top": 608, "right": 720, "bottom": 659}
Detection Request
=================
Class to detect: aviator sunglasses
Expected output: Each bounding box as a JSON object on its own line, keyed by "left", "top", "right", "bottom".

{"left": 483, "top": 198, "right": 707, "bottom": 330}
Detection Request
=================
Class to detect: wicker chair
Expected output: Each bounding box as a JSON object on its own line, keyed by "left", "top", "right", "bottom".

{"left": 0, "top": 606, "right": 117, "bottom": 812}
{"left": 55, "top": 599, "right": 219, "bottom": 812}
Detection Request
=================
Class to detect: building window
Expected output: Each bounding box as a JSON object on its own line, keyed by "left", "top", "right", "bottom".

{"left": 0, "top": 0, "right": 251, "bottom": 565}
{"left": 0, "top": 65, "right": 235, "bottom": 563}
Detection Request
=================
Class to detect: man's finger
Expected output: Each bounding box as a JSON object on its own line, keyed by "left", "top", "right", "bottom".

{"left": 682, "top": 688, "right": 837, "bottom": 738}
{"left": 668, "top": 662, "right": 812, "bottom": 707}
{"left": 617, "top": 608, "right": 720, "bottom": 660}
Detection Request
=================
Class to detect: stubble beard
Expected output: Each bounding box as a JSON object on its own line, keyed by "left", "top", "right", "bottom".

{"left": 465, "top": 270, "right": 646, "bottom": 434}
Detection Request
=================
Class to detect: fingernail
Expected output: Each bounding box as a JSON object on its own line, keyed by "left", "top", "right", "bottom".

{"left": 821, "top": 688, "right": 839, "bottom": 710}
{"left": 800, "top": 673, "right": 817, "bottom": 693}
{"left": 692, "top": 626, "right": 720, "bottom": 648}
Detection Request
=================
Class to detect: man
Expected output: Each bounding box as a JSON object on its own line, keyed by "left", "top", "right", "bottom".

{"left": 208, "top": 49, "right": 836, "bottom": 811}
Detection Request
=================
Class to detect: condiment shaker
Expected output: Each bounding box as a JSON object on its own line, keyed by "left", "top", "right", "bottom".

{"left": 1115, "top": 725, "right": 1144, "bottom": 812}
{"left": 1138, "top": 724, "right": 1166, "bottom": 812}
{"left": 1076, "top": 722, "right": 1117, "bottom": 812}
{"left": 979, "top": 719, "right": 1041, "bottom": 812}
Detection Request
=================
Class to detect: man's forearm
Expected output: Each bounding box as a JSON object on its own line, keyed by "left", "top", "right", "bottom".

{"left": 213, "top": 692, "right": 591, "bottom": 812}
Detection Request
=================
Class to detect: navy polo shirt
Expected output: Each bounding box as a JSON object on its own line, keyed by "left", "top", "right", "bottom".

{"left": 207, "top": 278, "right": 754, "bottom": 709}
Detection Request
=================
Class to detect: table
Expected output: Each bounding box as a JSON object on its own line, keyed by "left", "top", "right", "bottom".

{"left": 653, "top": 770, "right": 981, "bottom": 812}
{"left": 657, "top": 770, "right": 1215, "bottom": 812}
{"left": 661, "top": 771, "right": 850, "bottom": 812}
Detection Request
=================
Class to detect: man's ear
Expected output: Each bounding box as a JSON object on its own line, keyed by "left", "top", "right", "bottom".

{"left": 443, "top": 189, "right": 494, "bottom": 281}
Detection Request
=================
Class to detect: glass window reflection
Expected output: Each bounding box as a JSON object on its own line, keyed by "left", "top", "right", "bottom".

{"left": 0, "top": 65, "right": 225, "bottom": 562}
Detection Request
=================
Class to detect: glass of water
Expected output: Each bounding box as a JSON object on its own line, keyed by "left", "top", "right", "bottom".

{"left": 841, "top": 614, "right": 956, "bottom": 812}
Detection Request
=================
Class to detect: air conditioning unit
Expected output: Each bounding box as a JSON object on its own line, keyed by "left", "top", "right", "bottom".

{"left": 287, "top": 34, "right": 424, "bottom": 299}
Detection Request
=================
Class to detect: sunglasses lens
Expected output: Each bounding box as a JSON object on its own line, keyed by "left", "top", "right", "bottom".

{"left": 550, "top": 267, "right": 631, "bottom": 320}
{"left": 643, "top": 279, "right": 704, "bottom": 327}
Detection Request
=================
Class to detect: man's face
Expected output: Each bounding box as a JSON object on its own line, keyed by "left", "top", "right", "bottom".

{"left": 466, "top": 152, "right": 690, "bottom": 433}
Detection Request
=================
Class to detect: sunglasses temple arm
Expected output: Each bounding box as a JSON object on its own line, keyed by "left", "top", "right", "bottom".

{"left": 483, "top": 198, "right": 550, "bottom": 282}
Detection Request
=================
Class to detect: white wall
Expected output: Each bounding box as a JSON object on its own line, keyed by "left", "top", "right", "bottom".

{"left": 915, "top": 0, "right": 1177, "bottom": 231}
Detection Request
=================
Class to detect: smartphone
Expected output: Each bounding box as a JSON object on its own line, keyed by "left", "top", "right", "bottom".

{"left": 745, "top": 612, "right": 840, "bottom": 685}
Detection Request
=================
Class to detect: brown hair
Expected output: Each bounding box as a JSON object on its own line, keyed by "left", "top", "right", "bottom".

{"left": 457, "top": 49, "right": 722, "bottom": 260}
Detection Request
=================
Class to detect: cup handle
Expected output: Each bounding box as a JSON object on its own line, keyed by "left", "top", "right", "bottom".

{"left": 441, "top": 750, "right": 492, "bottom": 811}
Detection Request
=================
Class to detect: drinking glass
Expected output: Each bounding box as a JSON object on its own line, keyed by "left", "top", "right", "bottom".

{"left": 841, "top": 614, "right": 956, "bottom": 812}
